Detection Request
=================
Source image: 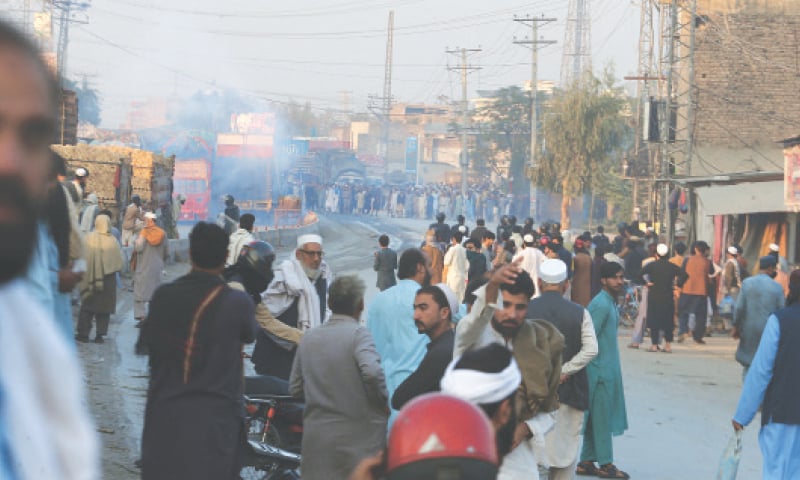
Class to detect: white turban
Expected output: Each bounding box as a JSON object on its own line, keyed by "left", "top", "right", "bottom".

{"left": 440, "top": 352, "right": 522, "bottom": 405}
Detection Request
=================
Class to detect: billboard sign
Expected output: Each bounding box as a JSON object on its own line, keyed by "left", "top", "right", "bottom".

{"left": 230, "top": 113, "right": 275, "bottom": 135}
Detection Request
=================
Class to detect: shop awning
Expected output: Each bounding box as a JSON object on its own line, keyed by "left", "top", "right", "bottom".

{"left": 694, "top": 180, "right": 787, "bottom": 215}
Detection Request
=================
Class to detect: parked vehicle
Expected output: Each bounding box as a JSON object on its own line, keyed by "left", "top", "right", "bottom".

{"left": 239, "top": 375, "right": 303, "bottom": 480}
{"left": 240, "top": 394, "right": 302, "bottom": 480}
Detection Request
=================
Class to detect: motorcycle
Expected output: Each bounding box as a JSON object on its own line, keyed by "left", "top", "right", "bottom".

{"left": 239, "top": 376, "right": 304, "bottom": 480}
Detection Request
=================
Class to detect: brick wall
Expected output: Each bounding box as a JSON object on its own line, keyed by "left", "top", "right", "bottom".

{"left": 691, "top": 3, "right": 800, "bottom": 148}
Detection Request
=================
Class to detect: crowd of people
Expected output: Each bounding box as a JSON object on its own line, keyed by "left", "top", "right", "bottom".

{"left": 309, "top": 181, "right": 530, "bottom": 223}
{"left": 1, "top": 18, "right": 798, "bottom": 480}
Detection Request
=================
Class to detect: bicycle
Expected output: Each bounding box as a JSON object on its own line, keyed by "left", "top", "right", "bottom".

{"left": 617, "top": 280, "right": 641, "bottom": 328}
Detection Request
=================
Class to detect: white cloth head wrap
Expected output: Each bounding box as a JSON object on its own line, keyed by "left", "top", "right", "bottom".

{"left": 440, "top": 352, "right": 522, "bottom": 405}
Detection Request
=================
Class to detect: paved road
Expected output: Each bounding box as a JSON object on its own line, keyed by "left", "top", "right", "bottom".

{"left": 80, "top": 213, "right": 763, "bottom": 479}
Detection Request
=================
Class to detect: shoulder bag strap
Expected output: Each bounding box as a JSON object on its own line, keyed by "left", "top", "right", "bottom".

{"left": 183, "top": 284, "right": 225, "bottom": 384}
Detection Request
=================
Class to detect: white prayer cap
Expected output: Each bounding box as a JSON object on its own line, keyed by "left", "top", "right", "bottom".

{"left": 657, "top": 243, "right": 669, "bottom": 257}
{"left": 523, "top": 234, "right": 535, "bottom": 244}
{"left": 144, "top": 212, "right": 157, "bottom": 220}
{"left": 434, "top": 283, "right": 459, "bottom": 319}
{"left": 727, "top": 246, "right": 738, "bottom": 255}
{"left": 539, "top": 259, "right": 567, "bottom": 284}
{"left": 769, "top": 243, "right": 780, "bottom": 253}
{"left": 297, "top": 234, "right": 323, "bottom": 248}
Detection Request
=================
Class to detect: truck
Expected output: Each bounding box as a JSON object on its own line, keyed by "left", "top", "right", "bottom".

{"left": 51, "top": 143, "right": 174, "bottom": 222}
{"left": 173, "top": 159, "right": 212, "bottom": 221}
{"left": 213, "top": 132, "right": 275, "bottom": 221}
{"left": 138, "top": 129, "right": 216, "bottom": 222}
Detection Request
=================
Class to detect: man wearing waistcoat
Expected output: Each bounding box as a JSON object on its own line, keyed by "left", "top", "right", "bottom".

{"left": 732, "top": 269, "right": 800, "bottom": 479}
{"left": 527, "top": 259, "right": 598, "bottom": 480}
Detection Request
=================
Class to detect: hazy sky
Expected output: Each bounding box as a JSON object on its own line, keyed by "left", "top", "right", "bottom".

{"left": 25, "top": 0, "right": 640, "bottom": 128}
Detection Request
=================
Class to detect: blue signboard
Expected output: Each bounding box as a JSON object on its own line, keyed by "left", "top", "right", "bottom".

{"left": 405, "top": 136, "right": 418, "bottom": 172}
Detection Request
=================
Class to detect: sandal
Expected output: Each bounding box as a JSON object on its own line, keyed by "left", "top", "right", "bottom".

{"left": 627, "top": 343, "right": 639, "bottom": 349}
{"left": 576, "top": 461, "right": 599, "bottom": 476}
{"left": 646, "top": 346, "right": 659, "bottom": 352}
{"left": 597, "top": 464, "right": 629, "bottom": 479}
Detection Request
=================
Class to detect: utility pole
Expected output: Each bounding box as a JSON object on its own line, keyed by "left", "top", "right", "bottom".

{"left": 623, "top": 0, "right": 660, "bottom": 222}
{"left": 561, "top": 0, "right": 592, "bottom": 86}
{"left": 382, "top": 11, "right": 394, "bottom": 173}
{"left": 52, "top": 0, "right": 89, "bottom": 87}
{"left": 660, "top": 0, "right": 677, "bottom": 241}
{"left": 513, "top": 15, "right": 556, "bottom": 221}
{"left": 446, "top": 47, "right": 481, "bottom": 201}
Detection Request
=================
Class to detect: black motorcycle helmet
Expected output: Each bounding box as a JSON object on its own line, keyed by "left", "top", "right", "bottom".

{"left": 235, "top": 240, "right": 276, "bottom": 297}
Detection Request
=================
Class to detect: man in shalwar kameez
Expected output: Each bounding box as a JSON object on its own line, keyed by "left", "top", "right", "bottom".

{"left": 454, "top": 259, "right": 564, "bottom": 480}
{"left": 290, "top": 275, "right": 388, "bottom": 480}
{"left": 577, "top": 261, "right": 630, "bottom": 479}
{"left": 732, "top": 269, "right": 800, "bottom": 480}
{"left": 367, "top": 248, "right": 432, "bottom": 423}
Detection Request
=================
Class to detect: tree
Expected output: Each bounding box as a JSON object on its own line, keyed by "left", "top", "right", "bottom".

{"left": 471, "top": 86, "right": 531, "bottom": 193}
{"left": 174, "top": 89, "right": 262, "bottom": 132}
{"left": 64, "top": 77, "right": 101, "bottom": 125}
{"left": 536, "top": 69, "right": 631, "bottom": 229}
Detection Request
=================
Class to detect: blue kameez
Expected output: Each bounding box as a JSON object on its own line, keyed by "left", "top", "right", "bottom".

{"left": 733, "top": 315, "right": 800, "bottom": 479}
{"left": 366, "top": 279, "right": 429, "bottom": 423}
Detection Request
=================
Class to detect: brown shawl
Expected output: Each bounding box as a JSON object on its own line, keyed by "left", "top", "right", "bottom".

{"left": 512, "top": 319, "right": 565, "bottom": 421}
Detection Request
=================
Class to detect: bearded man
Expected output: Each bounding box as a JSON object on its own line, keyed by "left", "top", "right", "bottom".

{"left": 454, "top": 258, "right": 564, "bottom": 480}
{"left": 253, "top": 234, "right": 332, "bottom": 380}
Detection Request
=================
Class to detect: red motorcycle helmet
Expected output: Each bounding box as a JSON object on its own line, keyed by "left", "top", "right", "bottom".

{"left": 386, "top": 393, "right": 498, "bottom": 480}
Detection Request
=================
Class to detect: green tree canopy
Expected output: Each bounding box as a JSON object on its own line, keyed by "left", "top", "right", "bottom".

{"left": 537, "top": 70, "right": 631, "bottom": 228}
{"left": 471, "top": 86, "right": 531, "bottom": 193}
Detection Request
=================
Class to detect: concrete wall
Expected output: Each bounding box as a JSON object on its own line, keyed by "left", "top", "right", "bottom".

{"left": 121, "top": 220, "right": 320, "bottom": 273}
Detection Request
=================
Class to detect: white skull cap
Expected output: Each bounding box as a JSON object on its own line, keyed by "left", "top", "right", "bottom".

{"left": 539, "top": 259, "right": 567, "bottom": 283}
{"left": 297, "top": 234, "right": 323, "bottom": 248}
{"left": 434, "top": 283, "right": 459, "bottom": 319}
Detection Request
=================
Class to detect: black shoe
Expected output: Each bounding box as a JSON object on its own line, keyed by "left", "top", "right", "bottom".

{"left": 695, "top": 338, "right": 706, "bottom": 345}
{"left": 94, "top": 336, "right": 105, "bottom": 344}
{"left": 75, "top": 335, "right": 90, "bottom": 343}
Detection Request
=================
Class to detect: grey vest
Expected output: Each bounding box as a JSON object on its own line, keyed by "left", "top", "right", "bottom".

{"left": 527, "top": 291, "right": 589, "bottom": 410}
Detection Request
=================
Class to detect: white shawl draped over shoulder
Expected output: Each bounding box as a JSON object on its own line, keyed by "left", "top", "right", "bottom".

{"left": 263, "top": 258, "right": 331, "bottom": 331}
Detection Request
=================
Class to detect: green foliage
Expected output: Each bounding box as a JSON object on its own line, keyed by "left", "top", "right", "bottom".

{"left": 537, "top": 69, "right": 632, "bottom": 226}
{"left": 471, "top": 86, "right": 531, "bottom": 193}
